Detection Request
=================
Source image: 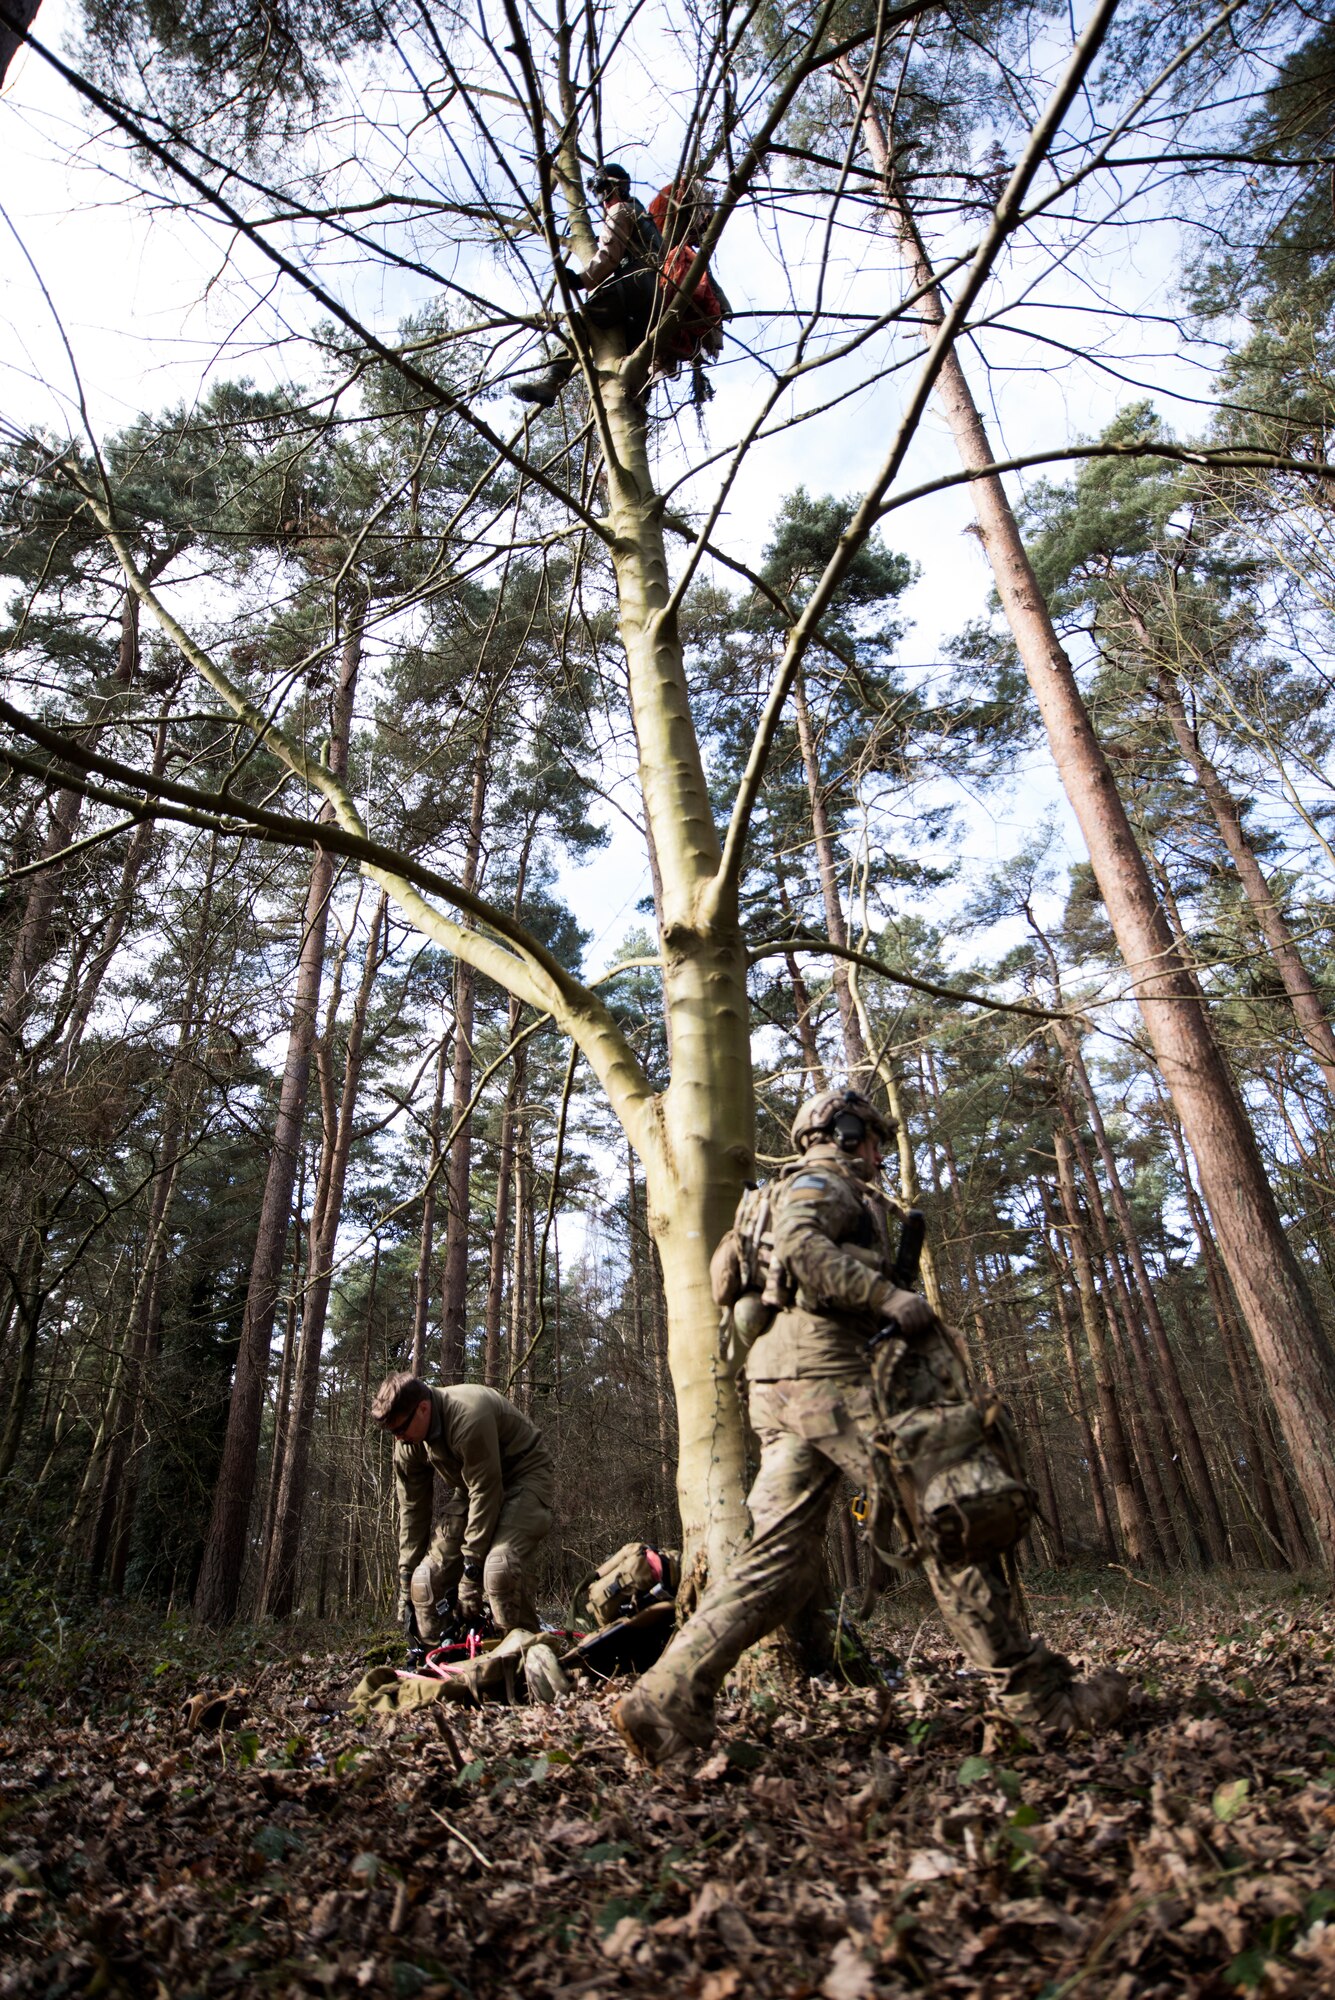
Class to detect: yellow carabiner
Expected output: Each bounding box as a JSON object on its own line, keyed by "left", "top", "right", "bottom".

{"left": 850, "top": 1489, "right": 868, "bottom": 1525}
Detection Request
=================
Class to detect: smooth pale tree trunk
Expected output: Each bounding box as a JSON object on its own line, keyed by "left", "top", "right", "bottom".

{"left": 0, "top": 0, "right": 40, "bottom": 87}
{"left": 194, "top": 605, "right": 363, "bottom": 1624}
{"left": 840, "top": 63, "right": 1335, "bottom": 1572}
{"left": 263, "top": 891, "right": 385, "bottom": 1617}
{"left": 411, "top": 1041, "right": 448, "bottom": 1377}
{"left": 1053, "top": 1125, "right": 1153, "bottom": 1564}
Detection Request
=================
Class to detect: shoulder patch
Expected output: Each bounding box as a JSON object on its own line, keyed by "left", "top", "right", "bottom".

{"left": 789, "top": 1173, "right": 830, "bottom": 1191}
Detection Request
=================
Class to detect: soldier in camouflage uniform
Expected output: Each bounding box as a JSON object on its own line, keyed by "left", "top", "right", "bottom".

{"left": 613, "top": 1090, "right": 1128, "bottom": 1765}
{"left": 370, "top": 1373, "right": 555, "bottom": 1639}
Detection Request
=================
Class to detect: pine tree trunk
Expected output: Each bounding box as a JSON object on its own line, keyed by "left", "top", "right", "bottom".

{"left": 1147, "top": 651, "right": 1335, "bottom": 1101}
{"left": 411, "top": 1042, "right": 448, "bottom": 1377}
{"left": 483, "top": 1003, "right": 522, "bottom": 1388}
{"left": 263, "top": 892, "right": 385, "bottom": 1618}
{"left": 1054, "top": 1020, "right": 1230, "bottom": 1560}
{"left": 1053, "top": 1124, "right": 1153, "bottom": 1563}
{"left": 194, "top": 604, "right": 364, "bottom": 1625}
{"left": 840, "top": 69, "right": 1335, "bottom": 1572}
{"left": 1037, "top": 1188, "right": 1117, "bottom": 1557}
{"left": 793, "top": 672, "right": 869, "bottom": 1075}
{"left": 440, "top": 727, "right": 493, "bottom": 1382}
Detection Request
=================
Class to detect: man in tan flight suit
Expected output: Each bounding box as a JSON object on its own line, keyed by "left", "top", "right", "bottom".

{"left": 371, "top": 1372, "right": 555, "bottom": 1639}
{"left": 613, "top": 1089, "right": 1129, "bottom": 1765}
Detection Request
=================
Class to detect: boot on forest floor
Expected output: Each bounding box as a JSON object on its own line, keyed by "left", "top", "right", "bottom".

{"left": 611, "top": 1682, "right": 714, "bottom": 1768}
{"left": 512, "top": 351, "right": 577, "bottom": 408}
{"left": 993, "top": 1643, "right": 1130, "bottom": 1734}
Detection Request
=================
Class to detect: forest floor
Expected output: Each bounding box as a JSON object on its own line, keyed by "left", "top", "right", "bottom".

{"left": 1, "top": 1570, "right": 1333, "bottom": 1999}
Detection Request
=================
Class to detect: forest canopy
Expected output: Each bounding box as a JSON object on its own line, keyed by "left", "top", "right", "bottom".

{"left": 0, "top": 0, "right": 1332, "bottom": 1664}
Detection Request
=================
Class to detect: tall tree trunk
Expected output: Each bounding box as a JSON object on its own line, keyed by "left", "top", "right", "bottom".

{"left": 1145, "top": 649, "right": 1335, "bottom": 1101}
{"left": 483, "top": 1010, "right": 521, "bottom": 1388}
{"left": 1053, "top": 1018, "right": 1230, "bottom": 1562}
{"left": 1157, "top": 1089, "right": 1312, "bottom": 1568}
{"left": 1057, "top": 1097, "right": 1192, "bottom": 1565}
{"left": 411, "top": 1040, "right": 448, "bottom": 1377}
{"left": 1052, "top": 1125, "right": 1153, "bottom": 1564}
{"left": 263, "top": 891, "right": 386, "bottom": 1618}
{"left": 792, "top": 672, "right": 868, "bottom": 1075}
{"left": 0, "top": 1, "right": 40, "bottom": 86}
{"left": 840, "top": 68, "right": 1335, "bottom": 1570}
{"left": 194, "top": 601, "right": 364, "bottom": 1624}
{"left": 1038, "top": 1192, "right": 1117, "bottom": 1557}
{"left": 440, "top": 724, "right": 494, "bottom": 1381}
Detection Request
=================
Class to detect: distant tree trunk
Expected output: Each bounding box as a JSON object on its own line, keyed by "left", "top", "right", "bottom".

{"left": 793, "top": 672, "right": 868, "bottom": 1076}
{"left": 261, "top": 1196, "right": 304, "bottom": 1580}
{"left": 1037, "top": 1187, "right": 1117, "bottom": 1557}
{"left": 842, "top": 63, "right": 1335, "bottom": 1575}
{"left": 1053, "top": 1019, "right": 1229, "bottom": 1562}
{"left": 1053, "top": 1125, "right": 1152, "bottom": 1564}
{"left": 440, "top": 726, "right": 493, "bottom": 1382}
{"left": 772, "top": 841, "right": 829, "bottom": 1087}
{"left": 1145, "top": 649, "right": 1335, "bottom": 1101}
{"left": 1156, "top": 1089, "right": 1312, "bottom": 1568}
{"left": 411, "top": 1041, "right": 448, "bottom": 1377}
{"left": 1057, "top": 1097, "right": 1193, "bottom": 1565}
{"left": 346, "top": 1238, "right": 380, "bottom": 1603}
{"left": 194, "top": 598, "right": 363, "bottom": 1625}
{"left": 263, "top": 891, "right": 386, "bottom": 1618}
{"left": 483, "top": 1008, "right": 522, "bottom": 1388}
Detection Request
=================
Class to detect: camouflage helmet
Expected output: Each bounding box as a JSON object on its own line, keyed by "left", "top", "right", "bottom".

{"left": 791, "top": 1087, "right": 896, "bottom": 1155}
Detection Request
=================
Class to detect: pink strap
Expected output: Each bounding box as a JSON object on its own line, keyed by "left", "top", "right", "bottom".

{"left": 644, "top": 1547, "right": 664, "bottom": 1585}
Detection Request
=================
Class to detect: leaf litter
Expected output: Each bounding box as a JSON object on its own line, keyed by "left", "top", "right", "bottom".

{"left": 1, "top": 1580, "right": 1333, "bottom": 1997}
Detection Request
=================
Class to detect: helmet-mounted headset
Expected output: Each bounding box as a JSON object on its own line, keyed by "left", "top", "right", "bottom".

{"left": 791, "top": 1087, "right": 895, "bottom": 1155}
{"left": 590, "top": 163, "right": 631, "bottom": 199}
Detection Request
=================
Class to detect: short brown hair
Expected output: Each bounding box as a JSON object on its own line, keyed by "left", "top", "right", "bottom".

{"left": 371, "top": 1372, "right": 429, "bottom": 1428}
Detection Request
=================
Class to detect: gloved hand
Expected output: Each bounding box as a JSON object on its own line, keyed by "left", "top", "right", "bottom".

{"left": 555, "top": 260, "right": 584, "bottom": 290}
{"left": 457, "top": 1573, "right": 486, "bottom": 1625}
{"left": 402, "top": 1601, "right": 422, "bottom": 1647}
{"left": 874, "top": 1286, "right": 936, "bottom": 1340}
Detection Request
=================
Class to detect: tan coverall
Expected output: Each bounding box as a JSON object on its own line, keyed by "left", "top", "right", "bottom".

{"left": 633, "top": 1143, "right": 1034, "bottom": 1739}
{"left": 395, "top": 1385, "right": 555, "bottom": 1638}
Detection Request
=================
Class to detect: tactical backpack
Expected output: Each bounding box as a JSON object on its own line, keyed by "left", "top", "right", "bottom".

{"left": 867, "top": 1334, "right": 1037, "bottom": 1570}
{"left": 710, "top": 1181, "right": 796, "bottom": 1364}
{"left": 579, "top": 1541, "right": 680, "bottom": 1630}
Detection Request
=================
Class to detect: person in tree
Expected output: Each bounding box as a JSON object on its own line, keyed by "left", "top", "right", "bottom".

{"left": 371, "top": 1372, "right": 556, "bottom": 1640}
{"left": 512, "top": 162, "right": 665, "bottom": 409}
{"left": 613, "top": 1090, "right": 1130, "bottom": 1766}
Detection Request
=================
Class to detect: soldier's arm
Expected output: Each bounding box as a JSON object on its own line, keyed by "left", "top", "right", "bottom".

{"left": 581, "top": 203, "right": 634, "bottom": 286}
{"left": 772, "top": 1170, "right": 909, "bottom": 1321}
{"left": 452, "top": 1401, "right": 505, "bottom": 1567}
{"left": 394, "top": 1442, "right": 435, "bottom": 1586}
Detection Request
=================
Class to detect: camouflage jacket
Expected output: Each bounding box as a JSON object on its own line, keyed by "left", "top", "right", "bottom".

{"left": 395, "top": 1384, "right": 555, "bottom": 1582}
{"left": 745, "top": 1144, "right": 904, "bottom": 1383}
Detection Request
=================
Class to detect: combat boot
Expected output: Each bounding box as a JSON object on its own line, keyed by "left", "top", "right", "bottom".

{"left": 994, "top": 1642, "right": 1130, "bottom": 1734}
{"left": 610, "top": 1682, "right": 714, "bottom": 1768}
{"left": 513, "top": 352, "right": 576, "bottom": 408}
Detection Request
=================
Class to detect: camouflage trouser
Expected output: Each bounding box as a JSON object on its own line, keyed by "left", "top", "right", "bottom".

{"left": 635, "top": 1373, "right": 1032, "bottom": 1732}
{"left": 410, "top": 1482, "right": 554, "bottom": 1638}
